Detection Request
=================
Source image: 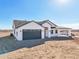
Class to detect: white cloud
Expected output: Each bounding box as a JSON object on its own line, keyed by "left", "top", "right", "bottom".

{"left": 60, "top": 23, "right": 79, "bottom": 29}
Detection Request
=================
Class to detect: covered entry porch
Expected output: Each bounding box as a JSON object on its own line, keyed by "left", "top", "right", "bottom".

{"left": 44, "top": 27, "right": 71, "bottom": 38}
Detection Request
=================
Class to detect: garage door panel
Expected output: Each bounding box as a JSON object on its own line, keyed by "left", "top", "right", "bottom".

{"left": 23, "top": 30, "right": 41, "bottom": 40}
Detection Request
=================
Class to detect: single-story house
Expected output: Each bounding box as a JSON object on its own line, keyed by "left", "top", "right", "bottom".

{"left": 12, "top": 20, "right": 71, "bottom": 41}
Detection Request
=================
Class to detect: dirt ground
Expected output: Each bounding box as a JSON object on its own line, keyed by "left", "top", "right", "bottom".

{"left": 0, "top": 30, "right": 79, "bottom": 59}
{"left": 0, "top": 30, "right": 11, "bottom": 38}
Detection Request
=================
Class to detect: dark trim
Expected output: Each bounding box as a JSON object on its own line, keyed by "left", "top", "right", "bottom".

{"left": 47, "top": 20, "right": 57, "bottom": 26}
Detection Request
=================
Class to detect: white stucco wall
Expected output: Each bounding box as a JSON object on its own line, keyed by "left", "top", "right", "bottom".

{"left": 13, "top": 28, "right": 22, "bottom": 41}
{"left": 42, "top": 22, "right": 51, "bottom": 38}
{"left": 14, "top": 22, "right": 44, "bottom": 41}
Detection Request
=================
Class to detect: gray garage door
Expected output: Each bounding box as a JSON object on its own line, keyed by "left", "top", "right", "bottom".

{"left": 23, "top": 30, "right": 41, "bottom": 40}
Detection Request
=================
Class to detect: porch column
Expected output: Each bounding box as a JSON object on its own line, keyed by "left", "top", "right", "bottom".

{"left": 68, "top": 29, "right": 71, "bottom": 36}
{"left": 53, "top": 29, "right": 55, "bottom": 35}
{"left": 58, "top": 29, "right": 60, "bottom": 35}
{"left": 48, "top": 27, "right": 51, "bottom": 38}
{"left": 41, "top": 29, "right": 45, "bottom": 39}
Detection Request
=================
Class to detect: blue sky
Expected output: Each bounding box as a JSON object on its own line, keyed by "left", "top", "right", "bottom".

{"left": 0, "top": 0, "right": 79, "bottom": 29}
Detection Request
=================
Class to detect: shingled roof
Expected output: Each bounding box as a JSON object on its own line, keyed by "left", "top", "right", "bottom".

{"left": 13, "top": 20, "right": 57, "bottom": 28}
{"left": 13, "top": 20, "right": 30, "bottom": 28}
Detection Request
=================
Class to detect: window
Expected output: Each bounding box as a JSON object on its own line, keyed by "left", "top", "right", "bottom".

{"left": 55, "top": 30, "right": 58, "bottom": 33}
{"left": 16, "top": 32, "right": 18, "bottom": 36}
{"left": 51, "top": 30, "right": 53, "bottom": 34}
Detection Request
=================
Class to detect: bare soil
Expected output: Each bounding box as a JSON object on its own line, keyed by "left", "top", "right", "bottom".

{"left": 0, "top": 31, "right": 11, "bottom": 38}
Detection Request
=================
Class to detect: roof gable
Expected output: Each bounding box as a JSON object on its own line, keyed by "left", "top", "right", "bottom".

{"left": 41, "top": 20, "right": 57, "bottom": 27}
{"left": 13, "top": 20, "right": 57, "bottom": 28}
{"left": 18, "top": 21, "right": 44, "bottom": 29}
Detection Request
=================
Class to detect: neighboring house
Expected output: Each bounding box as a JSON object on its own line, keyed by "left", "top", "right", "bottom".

{"left": 12, "top": 20, "right": 71, "bottom": 40}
